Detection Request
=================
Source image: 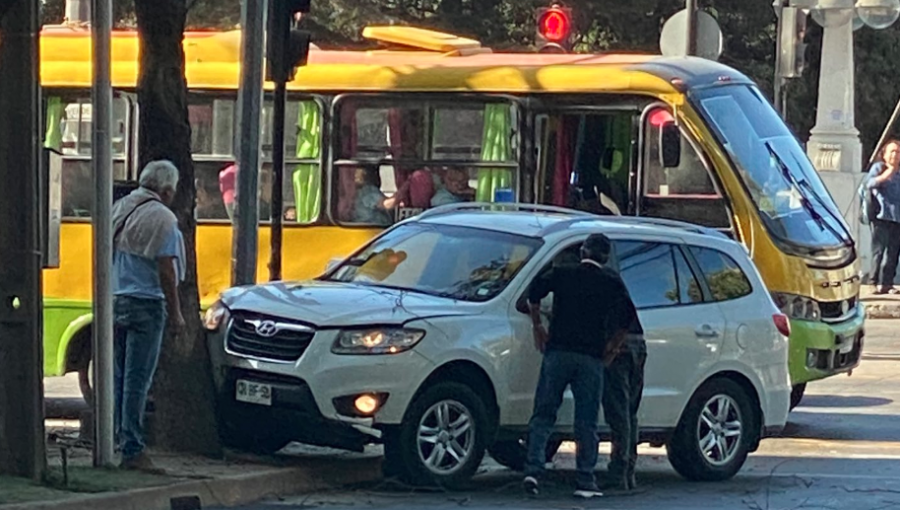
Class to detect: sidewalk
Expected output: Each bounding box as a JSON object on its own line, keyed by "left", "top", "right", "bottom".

{"left": 861, "top": 285, "right": 900, "bottom": 319}
{"left": 1, "top": 421, "right": 383, "bottom": 510}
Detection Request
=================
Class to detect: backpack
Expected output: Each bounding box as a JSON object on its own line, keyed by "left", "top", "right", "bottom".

{"left": 859, "top": 177, "right": 880, "bottom": 225}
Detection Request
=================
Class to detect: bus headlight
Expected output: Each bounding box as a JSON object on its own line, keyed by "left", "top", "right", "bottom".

{"left": 771, "top": 292, "right": 821, "bottom": 322}
{"left": 332, "top": 328, "right": 425, "bottom": 355}
{"left": 203, "top": 301, "right": 228, "bottom": 331}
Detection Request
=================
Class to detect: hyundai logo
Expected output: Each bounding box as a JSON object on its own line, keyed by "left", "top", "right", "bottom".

{"left": 255, "top": 320, "right": 279, "bottom": 338}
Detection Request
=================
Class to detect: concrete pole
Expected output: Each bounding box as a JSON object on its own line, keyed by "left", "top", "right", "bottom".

{"left": 269, "top": 80, "right": 286, "bottom": 282}
{"left": 0, "top": 0, "right": 46, "bottom": 481}
{"left": 232, "top": 0, "right": 267, "bottom": 286}
{"left": 91, "top": 0, "right": 115, "bottom": 468}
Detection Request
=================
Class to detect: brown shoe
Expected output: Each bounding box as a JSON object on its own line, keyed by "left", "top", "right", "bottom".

{"left": 121, "top": 452, "right": 167, "bottom": 475}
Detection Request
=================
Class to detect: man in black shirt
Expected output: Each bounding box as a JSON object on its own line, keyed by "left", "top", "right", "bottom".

{"left": 522, "top": 234, "right": 636, "bottom": 499}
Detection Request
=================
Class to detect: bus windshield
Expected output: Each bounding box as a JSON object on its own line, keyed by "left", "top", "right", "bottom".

{"left": 693, "top": 85, "right": 852, "bottom": 254}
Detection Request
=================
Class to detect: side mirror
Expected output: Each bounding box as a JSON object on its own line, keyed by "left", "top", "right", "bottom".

{"left": 660, "top": 123, "right": 682, "bottom": 168}
{"left": 325, "top": 257, "right": 343, "bottom": 273}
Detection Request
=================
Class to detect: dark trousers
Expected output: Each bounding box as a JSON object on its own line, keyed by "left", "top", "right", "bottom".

{"left": 601, "top": 335, "right": 647, "bottom": 484}
{"left": 871, "top": 220, "right": 900, "bottom": 288}
{"left": 525, "top": 349, "right": 604, "bottom": 486}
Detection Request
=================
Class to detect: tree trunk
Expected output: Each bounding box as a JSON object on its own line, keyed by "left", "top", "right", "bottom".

{"left": 134, "top": 0, "right": 221, "bottom": 456}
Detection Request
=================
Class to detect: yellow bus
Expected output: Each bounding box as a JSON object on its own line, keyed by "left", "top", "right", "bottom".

{"left": 40, "top": 25, "right": 862, "bottom": 408}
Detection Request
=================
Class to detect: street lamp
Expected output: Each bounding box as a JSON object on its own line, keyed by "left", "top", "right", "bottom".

{"left": 856, "top": 0, "right": 900, "bottom": 29}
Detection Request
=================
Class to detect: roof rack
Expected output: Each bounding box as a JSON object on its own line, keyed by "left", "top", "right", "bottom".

{"left": 361, "top": 26, "right": 491, "bottom": 55}
{"left": 415, "top": 202, "right": 594, "bottom": 221}
{"left": 538, "top": 214, "right": 729, "bottom": 238}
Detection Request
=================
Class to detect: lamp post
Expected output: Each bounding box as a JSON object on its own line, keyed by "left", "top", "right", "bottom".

{"left": 798, "top": 0, "right": 900, "bottom": 175}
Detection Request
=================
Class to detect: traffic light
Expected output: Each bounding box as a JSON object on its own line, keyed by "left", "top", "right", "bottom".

{"left": 266, "top": 0, "right": 312, "bottom": 83}
{"left": 536, "top": 4, "right": 573, "bottom": 53}
{"left": 777, "top": 7, "right": 807, "bottom": 79}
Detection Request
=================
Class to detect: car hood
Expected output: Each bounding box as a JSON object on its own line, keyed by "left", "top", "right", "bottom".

{"left": 220, "top": 280, "right": 477, "bottom": 327}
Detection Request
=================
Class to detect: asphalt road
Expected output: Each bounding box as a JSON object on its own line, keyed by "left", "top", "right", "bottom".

{"left": 198, "top": 319, "right": 900, "bottom": 510}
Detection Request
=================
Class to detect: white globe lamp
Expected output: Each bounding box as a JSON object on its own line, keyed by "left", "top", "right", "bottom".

{"left": 856, "top": 0, "right": 900, "bottom": 29}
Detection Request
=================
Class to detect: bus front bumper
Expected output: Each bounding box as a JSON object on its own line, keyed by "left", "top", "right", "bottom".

{"left": 789, "top": 307, "right": 865, "bottom": 386}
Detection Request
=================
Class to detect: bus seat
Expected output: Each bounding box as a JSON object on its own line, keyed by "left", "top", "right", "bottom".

{"left": 406, "top": 169, "right": 435, "bottom": 209}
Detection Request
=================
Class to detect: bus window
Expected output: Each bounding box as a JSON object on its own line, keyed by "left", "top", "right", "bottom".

{"left": 53, "top": 97, "right": 129, "bottom": 218}
{"left": 190, "top": 97, "right": 322, "bottom": 223}
{"left": 333, "top": 98, "right": 517, "bottom": 226}
{"left": 640, "top": 108, "right": 731, "bottom": 229}
{"left": 537, "top": 112, "right": 632, "bottom": 215}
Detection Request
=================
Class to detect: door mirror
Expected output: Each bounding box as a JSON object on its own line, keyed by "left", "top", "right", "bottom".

{"left": 660, "top": 123, "right": 682, "bottom": 168}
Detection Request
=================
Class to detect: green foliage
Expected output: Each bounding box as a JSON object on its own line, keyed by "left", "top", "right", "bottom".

{"left": 37, "top": 0, "right": 900, "bottom": 158}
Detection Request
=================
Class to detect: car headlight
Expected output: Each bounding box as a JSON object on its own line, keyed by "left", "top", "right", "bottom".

{"left": 203, "top": 301, "right": 228, "bottom": 331}
{"left": 771, "top": 292, "right": 821, "bottom": 322}
{"left": 332, "top": 328, "right": 425, "bottom": 355}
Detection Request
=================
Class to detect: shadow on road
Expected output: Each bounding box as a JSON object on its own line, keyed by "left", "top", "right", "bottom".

{"left": 799, "top": 395, "right": 893, "bottom": 408}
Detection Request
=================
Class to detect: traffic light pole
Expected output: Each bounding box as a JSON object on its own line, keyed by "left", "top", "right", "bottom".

{"left": 686, "top": 0, "right": 698, "bottom": 56}
{"left": 0, "top": 0, "right": 46, "bottom": 481}
{"left": 269, "top": 79, "right": 286, "bottom": 281}
{"left": 233, "top": 0, "right": 267, "bottom": 286}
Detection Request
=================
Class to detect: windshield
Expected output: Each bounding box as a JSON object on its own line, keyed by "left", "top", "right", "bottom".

{"left": 325, "top": 223, "right": 542, "bottom": 302}
{"left": 693, "top": 85, "right": 852, "bottom": 252}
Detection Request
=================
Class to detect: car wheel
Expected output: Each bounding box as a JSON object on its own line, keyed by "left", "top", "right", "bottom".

{"left": 390, "top": 382, "right": 489, "bottom": 489}
{"left": 488, "top": 437, "right": 563, "bottom": 471}
{"left": 789, "top": 383, "right": 806, "bottom": 411}
{"left": 667, "top": 378, "right": 756, "bottom": 482}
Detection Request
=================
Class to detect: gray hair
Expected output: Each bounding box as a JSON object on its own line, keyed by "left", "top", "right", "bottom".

{"left": 139, "top": 160, "right": 180, "bottom": 193}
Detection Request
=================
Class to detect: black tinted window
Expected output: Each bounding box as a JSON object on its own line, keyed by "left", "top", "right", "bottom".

{"left": 614, "top": 241, "right": 679, "bottom": 309}
{"left": 688, "top": 247, "right": 752, "bottom": 301}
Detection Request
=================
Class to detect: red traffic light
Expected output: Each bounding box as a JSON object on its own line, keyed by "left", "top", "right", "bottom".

{"left": 538, "top": 7, "right": 572, "bottom": 43}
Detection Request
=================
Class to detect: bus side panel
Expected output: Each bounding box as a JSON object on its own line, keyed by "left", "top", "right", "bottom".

{"left": 43, "top": 300, "right": 92, "bottom": 376}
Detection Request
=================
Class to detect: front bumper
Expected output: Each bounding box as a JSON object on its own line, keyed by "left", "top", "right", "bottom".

{"left": 215, "top": 367, "right": 375, "bottom": 451}
{"left": 788, "top": 307, "right": 865, "bottom": 385}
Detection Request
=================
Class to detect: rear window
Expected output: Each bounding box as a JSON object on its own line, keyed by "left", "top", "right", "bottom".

{"left": 688, "top": 246, "right": 753, "bottom": 301}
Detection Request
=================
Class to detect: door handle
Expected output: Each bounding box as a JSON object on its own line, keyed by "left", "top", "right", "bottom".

{"left": 695, "top": 325, "right": 720, "bottom": 338}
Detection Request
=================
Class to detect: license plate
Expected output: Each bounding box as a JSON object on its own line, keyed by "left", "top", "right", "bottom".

{"left": 235, "top": 379, "right": 272, "bottom": 406}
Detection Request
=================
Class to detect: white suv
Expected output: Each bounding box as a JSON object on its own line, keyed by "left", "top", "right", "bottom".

{"left": 205, "top": 204, "right": 791, "bottom": 487}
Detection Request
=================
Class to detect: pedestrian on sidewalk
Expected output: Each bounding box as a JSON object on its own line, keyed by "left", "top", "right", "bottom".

{"left": 866, "top": 140, "right": 900, "bottom": 295}
{"left": 600, "top": 310, "right": 646, "bottom": 492}
{"left": 111, "top": 160, "right": 186, "bottom": 473}
{"left": 522, "top": 234, "right": 635, "bottom": 499}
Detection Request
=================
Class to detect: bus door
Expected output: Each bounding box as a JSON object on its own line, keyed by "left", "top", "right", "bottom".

{"left": 530, "top": 101, "right": 640, "bottom": 216}
{"left": 637, "top": 104, "right": 734, "bottom": 236}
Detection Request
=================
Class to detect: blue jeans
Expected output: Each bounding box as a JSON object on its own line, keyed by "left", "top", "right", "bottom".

{"left": 114, "top": 296, "right": 167, "bottom": 460}
{"left": 525, "top": 349, "right": 604, "bottom": 485}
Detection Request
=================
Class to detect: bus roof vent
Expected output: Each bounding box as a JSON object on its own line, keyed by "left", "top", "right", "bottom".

{"left": 362, "top": 26, "right": 491, "bottom": 56}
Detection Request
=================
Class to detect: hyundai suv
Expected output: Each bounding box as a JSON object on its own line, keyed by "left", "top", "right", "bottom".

{"left": 204, "top": 204, "right": 791, "bottom": 487}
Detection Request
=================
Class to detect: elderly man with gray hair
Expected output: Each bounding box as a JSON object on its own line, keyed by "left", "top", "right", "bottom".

{"left": 111, "top": 160, "right": 186, "bottom": 472}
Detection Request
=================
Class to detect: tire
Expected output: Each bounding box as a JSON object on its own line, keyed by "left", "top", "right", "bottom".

{"left": 789, "top": 383, "right": 807, "bottom": 411}
{"left": 667, "top": 378, "right": 757, "bottom": 482}
{"left": 388, "top": 382, "right": 490, "bottom": 489}
{"left": 488, "top": 437, "right": 563, "bottom": 471}
{"left": 78, "top": 362, "right": 94, "bottom": 408}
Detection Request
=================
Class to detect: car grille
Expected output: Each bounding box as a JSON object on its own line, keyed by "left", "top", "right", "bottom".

{"left": 226, "top": 312, "right": 315, "bottom": 362}
{"left": 819, "top": 297, "right": 857, "bottom": 322}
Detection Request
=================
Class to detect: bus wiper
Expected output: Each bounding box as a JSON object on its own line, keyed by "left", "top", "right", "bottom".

{"left": 765, "top": 142, "right": 853, "bottom": 248}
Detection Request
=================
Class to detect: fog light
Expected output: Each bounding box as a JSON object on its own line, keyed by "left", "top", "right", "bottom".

{"left": 354, "top": 394, "right": 380, "bottom": 415}
{"left": 807, "top": 350, "right": 818, "bottom": 368}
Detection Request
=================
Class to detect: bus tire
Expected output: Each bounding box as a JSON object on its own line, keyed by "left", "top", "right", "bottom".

{"left": 488, "top": 437, "right": 563, "bottom": 472}
{"left": 667, "top": 378, "right": 756, "bottom": 482}
{"left": 789, "top": 383, "right": 806, "bottom": 411}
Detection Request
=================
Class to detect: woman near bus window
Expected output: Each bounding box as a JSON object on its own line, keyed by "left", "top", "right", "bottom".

{"left": 866, "top": 140, "right": 900, "bottom": 295}
{"left": 352, "top": 165, "right": 407, "bottom": 226}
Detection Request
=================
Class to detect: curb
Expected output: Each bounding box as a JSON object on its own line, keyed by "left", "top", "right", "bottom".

{"left": 864, "top": 303, "right": 900, "bottom": 319}
{"left": 1, "top": 456, "right": 382, "bottom": 510}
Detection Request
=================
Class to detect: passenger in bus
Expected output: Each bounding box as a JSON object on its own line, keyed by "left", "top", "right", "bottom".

{"left": 351, "top": 165, "right": 404, "bottom": 226}
{"left": 283, "top": 206, "right": 297, "bottom": 222}
{"left": 219, "top": 164, "right": 236, "bottom": 219}
{"left": 195, "top": 178, "right": 228, "bottom": 220}
{"left": 431, "top": 167, "right": 475, "bottom": 207}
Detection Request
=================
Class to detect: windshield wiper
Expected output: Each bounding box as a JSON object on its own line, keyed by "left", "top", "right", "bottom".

{"left": 764, "top": 142, "right": 854, "bottom": 248}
